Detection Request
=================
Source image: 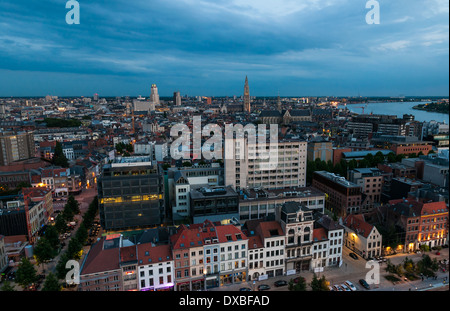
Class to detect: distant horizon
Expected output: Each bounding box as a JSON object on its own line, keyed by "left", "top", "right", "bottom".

{"left": 1, "top": 95, "right": 448, "bottom": 99}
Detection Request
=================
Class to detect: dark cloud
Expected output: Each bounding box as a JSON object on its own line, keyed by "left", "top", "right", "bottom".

{"left": 0, "top": 0, "right": 448, "bottom": 96}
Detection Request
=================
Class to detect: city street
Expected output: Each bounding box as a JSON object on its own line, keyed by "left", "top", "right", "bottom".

{"left": 210, "top": 247, "right": 449, "bottom": 292}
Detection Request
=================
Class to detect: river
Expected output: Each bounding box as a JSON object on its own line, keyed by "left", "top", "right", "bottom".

{"left": 339, "top": 101, "right": 449, "bottom": 123}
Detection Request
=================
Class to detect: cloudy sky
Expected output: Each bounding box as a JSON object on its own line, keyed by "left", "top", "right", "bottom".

{"left": 0, "top": 0, "right": 448, "bottom": 97}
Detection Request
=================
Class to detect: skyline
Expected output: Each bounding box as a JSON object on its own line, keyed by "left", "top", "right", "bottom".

{"left": 0, "top": 0, "right": 449, "bottom": 97}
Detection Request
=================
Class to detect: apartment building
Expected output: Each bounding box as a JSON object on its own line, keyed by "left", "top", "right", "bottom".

{"left": 137, "top": 244, "right": 174, "bottom": 291}
{"left": 312, "top": 171, "right": 362, "bottom": 216}
{"left": 170, "top": 220, "right": 248, "bottom": 290}
{"left": 244, "top": 219, "right": 285, "bottom": 280}
{"left": 225, "top": 139, "right": 307, "bottom": 191}
{"left": 238, "top": 186, "right": 325, "bottom": 222}
{"left": 314, "top": 214, "right": 344, "bottom": 268}
{"left": 40, "top": 167, "right": 70, "bottom": 197}
{"left": 0, "top": 131, "right": 35, "bottom": 166}
{"left": 307, "top": 137, "right": 333, "bottom": 162}
{"left": 388, "top": 198, "right": 448, "bottom": 251}
{"left": 189, "top": 186, "right": 239, "bottom": 224}
{"left": 167, "top": 164, "right": 223, "bottom": 221}
{"left": 170, "top": 220, "right": 219, "bottom": 291}
{"left": 348, "top": 168, "right": 383, "bottom": 204}
{"left": 276, "top": 202, "right": 314, "bottom": 273}
{"left": 215, "top": 224, "right": 248, "bottom": 287}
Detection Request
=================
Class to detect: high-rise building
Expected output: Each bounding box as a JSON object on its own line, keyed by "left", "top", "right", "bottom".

{"left": 243, "top": 76, "right": 251, "bottom": 113}
{"left": 173, "top": 91, "right": 181, "bottom": 106}
{"left": 224, "top": 138, "right": 307, "bottom": 191}
{"left": 98, "top": 156, "right": 165, "bottom": 231}
{"left": 0, "top": 131, "right": 35, "bottom": 166}
{"left": 150, "top": 84, "right": 160, "bottom": 105}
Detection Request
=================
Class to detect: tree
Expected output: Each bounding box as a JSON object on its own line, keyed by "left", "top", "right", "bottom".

{"left": 54, "top": 214, "right": 67, "bottom": 234}
{"left": 403, "top": 257, "right": 416, "bottom": 275}
{"left": 52, "top": 141, "right": 69, "bottom": 168}
{"left": 15, "top": 257, "right": 38, "bottom": 290}
{"left": 66, "top": 195, "right": 80, "bottom": 216}
{"left": 289, "top": 277, "right": 307, "bottom": 291}
{"left": 0, "top": 281, "right": 15, "bottom": 291}
{"left": 42, "top": 272, "right": 61, "bottom": 291}
{"left": 67, "top": 237, "right": 83, "bottom": 260}
{"left": 56, "top": 252, "right": 70, "bottom": 280}
{"left": 387, "top": 152, "right": 397, "bottom": 163}
{"left": 75, "top": 223, "right": 88, "bottom": 246}
{"left": 417, "top": 254, "right": 439, "bottom": 277}
{"left": 310, "top": 273, "right": 330, "bottom": 291}
{"left": 33, "top": 238, "right": 56, "bottom": 271}
{"left": 44, "top": 225, "right": 60, "bottom": 250}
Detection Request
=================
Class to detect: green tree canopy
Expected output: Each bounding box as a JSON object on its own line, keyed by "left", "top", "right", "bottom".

{"left": 52, "top": 141, "right": 69, "bottom": 168}
{"left": 34, "top": 237, "right": 56, "bottom": 266}
{"left": 310, "top": 273, "right": 330, "bottom": 291}
{"left": 42, "top": 272, "right": 61, "bottom": 291}
{"left": 289, "top": 277, "right": 307, "bottom": 291}
{"left": 15, "top": 257, "right": 38, "bottom": 290}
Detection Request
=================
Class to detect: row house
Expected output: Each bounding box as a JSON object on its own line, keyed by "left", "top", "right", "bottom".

{"left": 313, "top": 214, "right": 344, "bottom": 269}
{"left": 387, "top": 197, "right": 448, "bottom": 252}
{"left": 342, "top": 214, "right": 383, "bottom": 259}
{"left": 170, "top": 220, "right": 248, "bottom": 291}
{"left": 243, "top": 219, "right": 285, "bottom": 281}
{"left": 40, "top": 167, "right": 70, "bottom": 197}
{"left": 78, "top": 210, "right": 349, "bottom": 291}
{"left": 80, "top": 235, "right": 175, "bottom": 292}
{"left": 276, "top": 202, "right": 314, "bottom": 273}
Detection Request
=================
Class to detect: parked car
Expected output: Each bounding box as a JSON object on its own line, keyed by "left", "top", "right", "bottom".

{"left": 274, "top": 280, "right": 288, "bottom": 287}
{"left": 359, "top": 279, "right": 370, "bottom": 290}
{"left": 349, "top": 253, "right": 358, "bottom": 260}
{"left": 239, "top": 287, "right": 252, "bottom": 291}
{"left": 258, "top": 284, "right": 270, "bottom": 291}
{"left": 332, "top": 285, "right": 343, "bottom": 291}
{"left": 344, "top": 281, "right": 357, "bottom": 291}
{"left": 340, "top": 284, "right": 351, "bottom": 291}
{"left": 328, "top": 285, "right": 334, "bottom": 291}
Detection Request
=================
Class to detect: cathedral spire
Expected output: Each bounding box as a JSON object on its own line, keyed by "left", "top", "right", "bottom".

{"left": 243, "top": 76, "right": 251, "bottom": 113}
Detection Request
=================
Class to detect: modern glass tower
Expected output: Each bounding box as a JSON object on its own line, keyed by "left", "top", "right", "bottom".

{"left": 98, "top": 157, "right": 165, "bottom": 231}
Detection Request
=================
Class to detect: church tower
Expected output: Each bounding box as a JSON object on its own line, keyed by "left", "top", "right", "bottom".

{"left": 243, "top": 76, "right": 251, "bottom": 113}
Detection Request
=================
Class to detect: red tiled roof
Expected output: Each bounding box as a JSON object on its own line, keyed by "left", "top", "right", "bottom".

{"left": 247, "top": 235, "right": 263, "bottom": 250}
{"left": 120, "top": 245, "right": 137, "bottom": 263}
{"left": 215, "top": 225, "right": 248, "bottom": 243}
{"left": 137, "top": 244, "right": 172, "bottom": 265}
{"left": 258, "top": 221, "right": 284, "bottom": 239}
{"left": 81, "top": 238, "right": 120, "bottom": 275}
{"left": 171, "top": 220, "right": 219, "bottom": 250}
{"left": 343, "top": 214, "right": 374, "bottom": 238}
{"left": 313, "top": 228, "right": 328, "bottom": 242}
{"left": 421, "top": 201, "right": 448, "bottom": 216}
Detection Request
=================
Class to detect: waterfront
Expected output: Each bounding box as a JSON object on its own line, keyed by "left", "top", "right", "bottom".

{"left": 339, "top": 101, "right": 449, "bottom": 123}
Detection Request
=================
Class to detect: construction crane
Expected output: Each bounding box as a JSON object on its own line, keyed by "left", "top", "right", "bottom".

{"left": 355, "top": 104, "right": 368, "bottom": 114}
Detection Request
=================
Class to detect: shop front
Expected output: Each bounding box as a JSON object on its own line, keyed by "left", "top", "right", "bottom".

{"left": 219, "top": 271, "right": 247, "bottom": 286}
